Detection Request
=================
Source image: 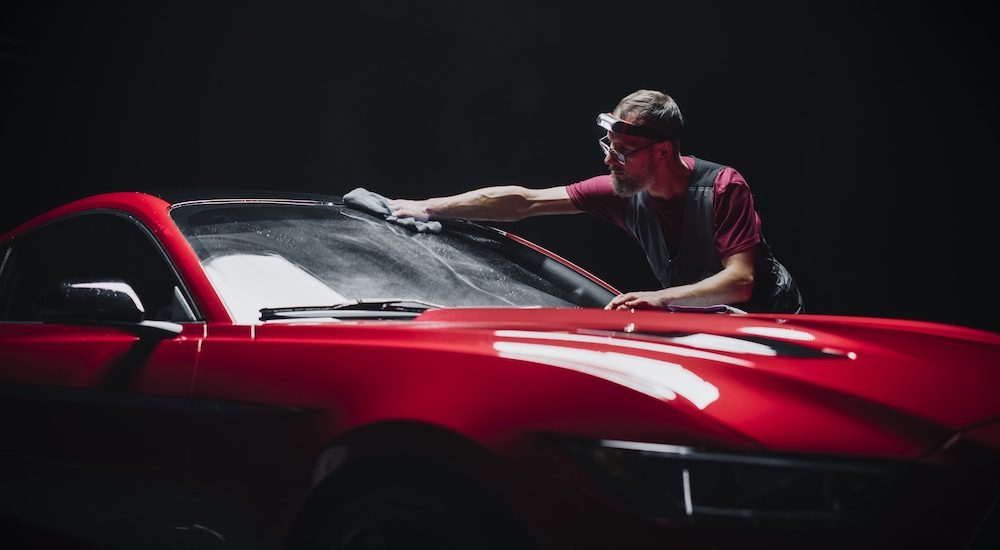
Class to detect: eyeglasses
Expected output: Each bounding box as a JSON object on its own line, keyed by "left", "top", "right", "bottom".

{"left": 598, "top": 136, "right": 661, "bottom": 165}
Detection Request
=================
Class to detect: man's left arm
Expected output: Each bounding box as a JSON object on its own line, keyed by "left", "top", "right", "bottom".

{"left": 605, "top": 248, "right": 755, "bottom": 310}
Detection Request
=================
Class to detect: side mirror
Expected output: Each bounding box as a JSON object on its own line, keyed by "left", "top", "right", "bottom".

{"left": 36, "top": 279, "right": 183, "bottom": 337}
{"left": 37, "top": 279, "right": 146, "bottom": 323}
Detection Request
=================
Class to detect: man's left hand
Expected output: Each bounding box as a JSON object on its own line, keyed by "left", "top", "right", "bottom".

{"left": 605, "top": 290, "right": 673, "bottom": 311}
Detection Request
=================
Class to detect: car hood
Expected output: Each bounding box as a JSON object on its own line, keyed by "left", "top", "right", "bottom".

{"left": 406, "top": 308, "right": 1000, "bottom": 458}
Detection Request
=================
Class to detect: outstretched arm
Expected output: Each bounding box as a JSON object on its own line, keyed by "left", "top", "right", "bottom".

{"left": 388, "top": 186, "right": 581, "bottom": 222}
{"left": 606, "top": 249, "right": 756, "bottom": 311}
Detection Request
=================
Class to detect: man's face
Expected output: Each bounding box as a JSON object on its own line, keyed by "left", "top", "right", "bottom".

{"left": 605, "top": 132, "right": 659, "bottom": 197}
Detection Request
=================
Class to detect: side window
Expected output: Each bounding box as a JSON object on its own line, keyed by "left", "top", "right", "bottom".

{"left": 0, "top": 213, "right": 196, "bottom": 323}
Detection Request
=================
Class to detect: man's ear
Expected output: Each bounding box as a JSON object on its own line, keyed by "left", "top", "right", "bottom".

{"left": 656, "top": 140, "right": 675, "bottom": 160}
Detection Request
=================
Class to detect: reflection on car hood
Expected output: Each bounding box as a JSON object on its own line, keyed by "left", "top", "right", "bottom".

{"left": 256, "top": 307, "right": 1000, "bottom": 458}
{"left": 411, "top": 308, "right": 1000, "bottom": 457}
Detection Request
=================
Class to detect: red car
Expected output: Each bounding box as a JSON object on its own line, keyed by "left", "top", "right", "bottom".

{"left": 1, "top": 190, "right": 998, "bottom": 550}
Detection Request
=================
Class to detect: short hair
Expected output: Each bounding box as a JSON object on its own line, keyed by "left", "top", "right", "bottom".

{"left": 613, "top": 90, "right": 684, "bottom": 137}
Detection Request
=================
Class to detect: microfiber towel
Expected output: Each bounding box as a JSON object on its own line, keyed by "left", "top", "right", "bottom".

{"left": 343, "top": 188, "right": 442, "bottom": 234}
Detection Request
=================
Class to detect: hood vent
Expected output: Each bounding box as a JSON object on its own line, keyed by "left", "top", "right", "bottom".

{"left": 580, "top": 329, "right": 854, "bottom": 359}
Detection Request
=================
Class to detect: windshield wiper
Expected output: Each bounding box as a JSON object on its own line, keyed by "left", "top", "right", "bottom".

{"left": 259, "top": 299, "right": 443, "bottom": 321}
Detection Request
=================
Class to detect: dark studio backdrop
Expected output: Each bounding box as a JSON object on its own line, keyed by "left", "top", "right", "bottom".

{"left": 2, "top": 0, "right": 997, "bottom": 332}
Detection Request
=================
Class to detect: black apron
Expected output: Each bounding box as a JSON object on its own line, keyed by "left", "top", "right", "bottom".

{"left": 624, "top": 158, "right": 804, "bottom": 313}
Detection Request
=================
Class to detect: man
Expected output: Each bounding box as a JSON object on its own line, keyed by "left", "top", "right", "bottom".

{"left": 388, "top": 90, "right": 803, "bottom": 313}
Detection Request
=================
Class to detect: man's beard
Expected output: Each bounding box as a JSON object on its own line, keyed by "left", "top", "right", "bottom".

{"left": 611, "top": 173, "right": 644, "bottom": 197}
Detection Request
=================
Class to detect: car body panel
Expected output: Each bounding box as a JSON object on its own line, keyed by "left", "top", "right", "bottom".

{"left": 0, "top": 322, "right": 202, "bottom": 549}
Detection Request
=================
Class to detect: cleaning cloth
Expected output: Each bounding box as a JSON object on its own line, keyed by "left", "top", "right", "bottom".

{"left": 343, "top": 188, "right": 442, "bottom": 234}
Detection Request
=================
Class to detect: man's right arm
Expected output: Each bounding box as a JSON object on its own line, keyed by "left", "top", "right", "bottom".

{"left": 387, "top": 185, "right": 581, "bottom": 222}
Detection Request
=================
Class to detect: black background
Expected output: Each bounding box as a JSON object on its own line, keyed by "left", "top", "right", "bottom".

{"left": 3, "top": 0, "right": 996, "bottom": 332}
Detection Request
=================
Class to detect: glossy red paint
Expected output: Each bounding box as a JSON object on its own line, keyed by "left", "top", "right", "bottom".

{"left": 2, "top": 191, "right": 999, "bottom": 550}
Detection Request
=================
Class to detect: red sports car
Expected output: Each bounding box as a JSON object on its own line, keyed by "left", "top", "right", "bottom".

{"left": 1, "top": 190, "right": 998, "bottom": 550}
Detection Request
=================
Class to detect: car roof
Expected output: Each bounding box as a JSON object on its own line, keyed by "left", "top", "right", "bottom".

{"left": 146, "top": 187, "right": 346, "bottom": 206}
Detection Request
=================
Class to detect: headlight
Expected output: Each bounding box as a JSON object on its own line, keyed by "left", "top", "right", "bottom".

{"left": 570, "top": 439, "right": 908, "bottom": 531}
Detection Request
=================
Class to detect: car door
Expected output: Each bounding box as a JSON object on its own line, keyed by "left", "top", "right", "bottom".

{"left": 0, "top": 211, "right": 201, "bottom": 550}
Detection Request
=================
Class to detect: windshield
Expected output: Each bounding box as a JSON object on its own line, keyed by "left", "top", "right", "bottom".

{"left": 171, "top": 200, "right": 614, "bottom": 323}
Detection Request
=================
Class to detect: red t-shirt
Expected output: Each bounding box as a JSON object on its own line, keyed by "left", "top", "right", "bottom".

{"left": 565, "top": 157, "right": 762, "bottom": 259}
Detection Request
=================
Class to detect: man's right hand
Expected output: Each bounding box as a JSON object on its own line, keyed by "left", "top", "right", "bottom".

{"left": 387, "top": 199, "right": 432, "bottom": 221}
